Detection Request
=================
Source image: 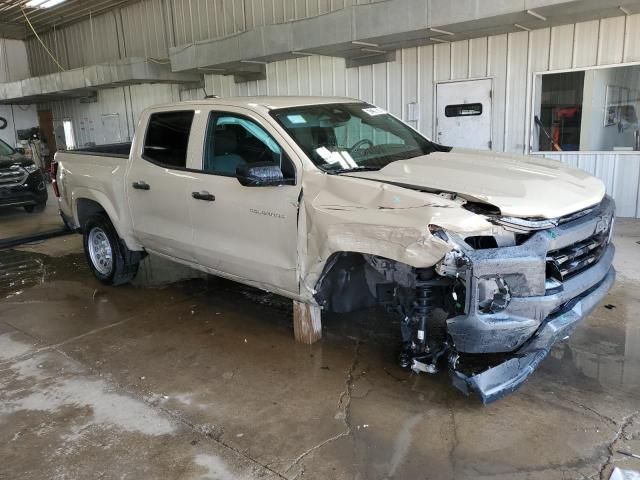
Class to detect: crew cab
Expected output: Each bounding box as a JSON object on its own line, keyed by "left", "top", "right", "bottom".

{"left": 54, "top": 97, "right": 615, "bottom": 403}
{"left": 0, "top": 138, "right": 47, "bottom": 213}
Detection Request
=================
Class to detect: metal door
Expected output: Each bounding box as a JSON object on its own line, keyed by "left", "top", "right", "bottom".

{"left": 436, "top": 79, "right": 493, "bottom": 150}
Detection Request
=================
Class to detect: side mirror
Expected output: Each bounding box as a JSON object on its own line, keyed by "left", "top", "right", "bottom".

{"left": 236, "top": 162, "right": 286, "bottom": 187}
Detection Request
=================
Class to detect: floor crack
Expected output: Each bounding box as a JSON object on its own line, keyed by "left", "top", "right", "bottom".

{"left": 598, "top": 410, "right": 639, "bottom": 480}
{"left": 284, "top": 340, "right": 362, "bottom": 477}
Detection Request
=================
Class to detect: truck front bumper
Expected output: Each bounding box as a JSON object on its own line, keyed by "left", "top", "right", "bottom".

{"left": 447, "top": 196, "right": 616, "bottom": 403}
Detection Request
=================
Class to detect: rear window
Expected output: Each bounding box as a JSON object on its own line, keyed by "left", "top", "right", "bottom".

{"left": 143, "top": 111, "right": 194, "bottom": 168}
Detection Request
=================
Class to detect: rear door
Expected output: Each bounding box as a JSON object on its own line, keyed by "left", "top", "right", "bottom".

{"left": 127, "top": 109, "right": 197, "bottom": 261}
{"left": 185, "top": 107, "right": 301, "bottom": 294}
{"left": 436, "top": 78, "right": 493, "bottom": 150}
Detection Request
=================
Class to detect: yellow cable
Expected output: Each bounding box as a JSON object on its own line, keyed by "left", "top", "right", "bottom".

{"left": 21, "top": 6, "right": 66, "bottom": 72}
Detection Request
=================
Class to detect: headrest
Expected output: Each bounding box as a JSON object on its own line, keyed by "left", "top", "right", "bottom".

{"left": 215, "top": 129, "right": 237, "bottom": 155}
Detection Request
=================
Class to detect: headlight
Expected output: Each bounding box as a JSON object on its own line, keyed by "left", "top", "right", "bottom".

{"left": 24, "top": 164, "right": 39, "bottom": 174}
{"left": 477, "top": 276, "right": 511, "bottom": 314}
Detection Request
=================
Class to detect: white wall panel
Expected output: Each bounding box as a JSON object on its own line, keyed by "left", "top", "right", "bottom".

{"left": 572, "top": 19, "right": 599, "bottom": 68}
{"left": 549, "top": 24, "right": 573, "bottom": 71}
{"left": 597, "top": 16, "right": 625, "bottom": 66}
{"left": 468, "top": 37, "right": 488, "bottom": 78}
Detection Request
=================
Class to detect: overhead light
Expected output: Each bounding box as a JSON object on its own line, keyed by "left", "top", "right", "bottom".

{"left": 514, "top": 23, "right": 532, "bottom": 31}
{"left": 526, "top": 9, "right": 547, "bottom": 21}
{"left": 619, "top": 6, "right": 632, "bottom": 15}
{"left": 432, "top": 37, "right": 451, "bottom": 44}
{"left": 240, "top": 60, "right": 268, "bottom": 64}
{"left": 352, "top": 41, "right": 379, "bottom": 47}
{"left": 26, "top": 0, "right": 67, "bottom": 7}
{"left": 290, "top": 51, "right": 314, "bottom": 56}
{"left": 361, "top": 48, "right": 386, "bottom": 54}
{"left": 429, "top": 28, "right": 454, "bottom": 36}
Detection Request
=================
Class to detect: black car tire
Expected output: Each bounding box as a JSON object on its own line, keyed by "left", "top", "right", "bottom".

{"left": 83, "top": 213, "right": 142, "bottom": 286}
{"left": 24, "top": 203, "right": 46, "bottom": 213}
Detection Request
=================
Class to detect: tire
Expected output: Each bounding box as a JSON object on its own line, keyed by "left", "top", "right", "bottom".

{"left": 83, "top": 213, "right": 142, "bottom": 286}
{"left": 24, "top": 203, "right": 45, "bottom": 213}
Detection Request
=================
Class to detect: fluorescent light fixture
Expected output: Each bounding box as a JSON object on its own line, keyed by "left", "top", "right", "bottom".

{"left": 290, "top": 51, "right": 314, "bottom": 56}
{"left": 526, "top": 9, "right": 547, "bottom": 21}
{"left": 361, "top": 48, "right": 386, "bottom": 54}
{"left": 240, "top": 60, "right": 268, "bottom": 64}
{"left": 514, "top": 23, "right": 532, "bottom": 31}
{"left": 429, "top": 28, "right": 454, "bottom": 36}
{"left": 431, "top": 37, "right": 451, "bottom": 44}
{"left": 27, "top": 0, "right": 67, "bottom": 7}
{"left": 352, "top": 41, "right": 379, "bottom": 47}
{"left": 619, "top": 6, "right": 632, "bottom": 15}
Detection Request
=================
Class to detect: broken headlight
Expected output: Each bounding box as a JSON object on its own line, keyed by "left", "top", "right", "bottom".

{"left": 477, "top": 276, "right": 511, "bottom": 314}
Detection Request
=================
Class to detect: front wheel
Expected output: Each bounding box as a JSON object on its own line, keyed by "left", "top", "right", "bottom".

{"left": 83, "top": 213, "right": 141, "bottom": 285}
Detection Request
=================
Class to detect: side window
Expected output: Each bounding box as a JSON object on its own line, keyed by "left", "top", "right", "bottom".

{"left": 202, "top": 113, "right": 295, "bottom": 179}
{"left": 143, "top": 111, "right": 195, "bottom": 168}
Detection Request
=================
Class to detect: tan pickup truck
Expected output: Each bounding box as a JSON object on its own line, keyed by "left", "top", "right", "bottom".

{"left": 54, "top": 96, "right": 615, "bottom": 403}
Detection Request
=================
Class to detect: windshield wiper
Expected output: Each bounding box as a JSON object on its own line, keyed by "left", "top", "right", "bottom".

{"left": 327, "top": 166, "right": 381, "bottom": 174}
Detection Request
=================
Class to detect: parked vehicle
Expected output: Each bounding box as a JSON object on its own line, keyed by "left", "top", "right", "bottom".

{"left": 0, "top": 138, "right": 48, "bottom": 213}
{"left": 54, "top": 97, "right": 615, "bottom": 403}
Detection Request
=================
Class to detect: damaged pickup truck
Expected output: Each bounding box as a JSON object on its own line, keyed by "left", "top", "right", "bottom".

{"left": 54, "top": 97, "right": 615, "bottom": 403}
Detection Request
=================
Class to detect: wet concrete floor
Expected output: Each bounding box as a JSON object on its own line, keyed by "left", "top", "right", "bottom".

{"left": 1, "top": 223, "right": 640, "bottom": 479}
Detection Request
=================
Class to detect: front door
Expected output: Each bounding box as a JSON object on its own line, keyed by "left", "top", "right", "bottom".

{"left": 127, "top": 109, "right": 196, "bottom": 261}
{"left": 185, "top": 108, "right": 300, "bottom": 294}
{"left": 436, "top": 78, "right": 493, "bottom": 150}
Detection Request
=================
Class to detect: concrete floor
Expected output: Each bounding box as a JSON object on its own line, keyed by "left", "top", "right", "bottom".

{"left": 1, "top": 221, "right": 639, "bottom": 480}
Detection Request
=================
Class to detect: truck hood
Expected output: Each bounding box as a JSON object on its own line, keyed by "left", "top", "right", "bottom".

{"left": 344, "top": 149, "right": 605, "bottom": 219}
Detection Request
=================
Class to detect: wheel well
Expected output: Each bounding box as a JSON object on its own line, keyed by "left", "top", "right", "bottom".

{"left": 76, "top": 198, "right": 106, "bottom": 231}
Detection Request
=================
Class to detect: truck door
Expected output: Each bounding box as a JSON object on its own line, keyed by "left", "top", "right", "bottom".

{"left": 127, "top": 109, "right": 197, "bottom": 262}
{"left": 185, "top": 108, "right": 300, "bottom": 294}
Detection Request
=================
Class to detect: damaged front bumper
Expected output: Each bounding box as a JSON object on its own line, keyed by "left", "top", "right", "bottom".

{"left": 447, "top": 196, "right": 616, "bottom": 403}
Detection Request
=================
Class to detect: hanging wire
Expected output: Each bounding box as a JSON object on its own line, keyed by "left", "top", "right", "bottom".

{"left": 20, "top": 6, "right": 66, "bottom": 72}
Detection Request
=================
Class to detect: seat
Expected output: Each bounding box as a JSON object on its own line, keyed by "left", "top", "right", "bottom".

{"left": 209, "top": 129, "right": 246, "bottom": 174}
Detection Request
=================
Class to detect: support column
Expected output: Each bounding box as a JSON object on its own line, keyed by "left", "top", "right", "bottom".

{"left": 293, "top": 300, "right": 322, "bottom": 344}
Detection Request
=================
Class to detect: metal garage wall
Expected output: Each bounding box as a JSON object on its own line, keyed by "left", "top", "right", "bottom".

{"left": 0, "top": 38, "right": 30, "bottom": 82}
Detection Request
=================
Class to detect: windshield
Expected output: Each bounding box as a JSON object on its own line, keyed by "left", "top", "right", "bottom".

{"left": 271, "top": 103, "right": 447, "bottom": 173}
{"left": 0, "top": 138, "right": 15, "bottom": 156}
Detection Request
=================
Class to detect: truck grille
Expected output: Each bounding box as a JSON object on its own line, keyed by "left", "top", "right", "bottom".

{"left": 0, "top": 166, "right": 27, "bottom": 187}
{"left": 546, "top": 232, "right": 609, "bottom": 282}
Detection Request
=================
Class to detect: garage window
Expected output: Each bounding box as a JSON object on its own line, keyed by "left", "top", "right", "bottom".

{"left": 533, "top": 64, "right": 640, "bottom": 152}
{"left": 143, "top": 111, "right": 194, "bottom": 168}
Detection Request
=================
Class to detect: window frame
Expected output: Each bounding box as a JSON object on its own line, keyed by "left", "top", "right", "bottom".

{"left": 529, "top": 60, "right": 640, "bottom": 155}
{"left": 141, "top": 109, "right": 196, "bottom": 170}
{"left": 198, "top": 110, "right": 297, "bottom": 183}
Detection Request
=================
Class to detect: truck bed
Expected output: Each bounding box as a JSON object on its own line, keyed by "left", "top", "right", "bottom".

{"left": 63, "top": 142, "right": 132, "bottom": 158}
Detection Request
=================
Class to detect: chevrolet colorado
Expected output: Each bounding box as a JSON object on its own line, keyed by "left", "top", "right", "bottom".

{"left": 0, "top": 138, "right": 48, "bottom": 213}
{"left": 54, "top": 97, "right": 615, "bottom": 403}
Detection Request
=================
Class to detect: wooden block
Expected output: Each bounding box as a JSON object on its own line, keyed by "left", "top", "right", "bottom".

{"left": 293, "top": 300, "right": 322, "bottom": 344}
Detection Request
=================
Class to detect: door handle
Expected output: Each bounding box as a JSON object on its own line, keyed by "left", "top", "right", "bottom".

{"left": 192, "top": 191, "right": 215, "bottom": 201}
{"left": 132, "top": 181, "right": 150, "bottom": 190}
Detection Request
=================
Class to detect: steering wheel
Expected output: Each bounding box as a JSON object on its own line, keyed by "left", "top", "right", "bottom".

{"left": 349, "top": 138, "right": 374, "bottom": 154}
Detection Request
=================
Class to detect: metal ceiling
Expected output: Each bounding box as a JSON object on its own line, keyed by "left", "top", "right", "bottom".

{"left": 0, "top": 0, "right": 139, "bottom": 39}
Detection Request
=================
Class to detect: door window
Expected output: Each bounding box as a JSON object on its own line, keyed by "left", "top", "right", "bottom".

{"left": 202, "top": 113, "right": 295, "bottom": 180}
{"left": 143, "top": 111, "right": 195, "bottom": 168}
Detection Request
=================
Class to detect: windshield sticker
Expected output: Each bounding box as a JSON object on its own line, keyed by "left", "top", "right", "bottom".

{"left": 362, "top": 107, "right": 386, "bottom": 116}
{"left": 286, "top": 114, "right": 307, "bottom": 124}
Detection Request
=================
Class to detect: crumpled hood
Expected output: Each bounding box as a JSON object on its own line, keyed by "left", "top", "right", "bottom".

{"left": 345, "top": 149, "right": 606, "bottom": 218}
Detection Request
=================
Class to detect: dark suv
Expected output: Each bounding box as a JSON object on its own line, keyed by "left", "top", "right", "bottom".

{"left": 0, "top": 138, "right": 48, "bottom": 213}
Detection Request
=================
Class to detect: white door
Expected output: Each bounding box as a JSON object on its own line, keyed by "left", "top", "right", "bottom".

{"left": 436, "top": 79, "right": 493, "bottom": 150}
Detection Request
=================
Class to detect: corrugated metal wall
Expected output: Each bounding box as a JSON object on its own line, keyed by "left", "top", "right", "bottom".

{"left": 25, "top": 0, "right": 383, "bottom": 76}
{"left": 0, "top": 38, "right": 30, "bottom": 82}
{"left": 33, "top": 11, "right": 640, "bottom": 217}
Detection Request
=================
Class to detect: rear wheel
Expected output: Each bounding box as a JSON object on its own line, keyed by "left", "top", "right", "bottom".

{"left": 83, "top": 213, "right": 141, "bottom": 285}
